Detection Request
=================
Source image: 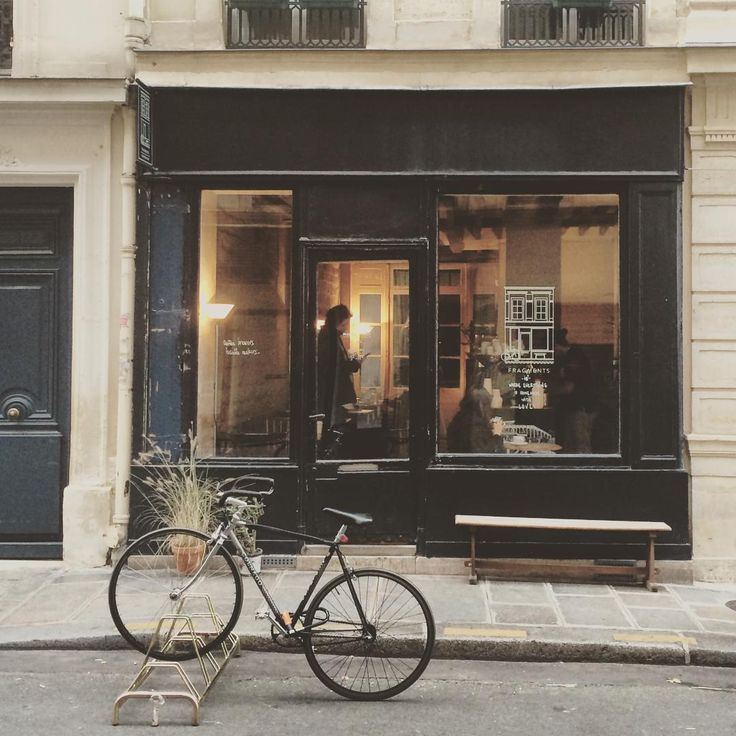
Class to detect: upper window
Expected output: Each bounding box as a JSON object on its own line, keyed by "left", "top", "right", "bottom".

{"left": 438, "top": 194, "right": 620, "bottom": 457}
{"left": 0, "top": 0, "right": 12, "bottom": 72}
{"left": 197, "top": 190, "right": 292, "bottom": 458}
{"left": 502, "top": 0, "right": 644, "bottom": 48}
{"left": 224, "top": 0, "right": 366, "bottom": 49}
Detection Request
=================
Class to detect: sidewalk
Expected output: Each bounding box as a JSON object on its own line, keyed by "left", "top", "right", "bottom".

{"left": 3, "top": 561, "right": 736, "bottom": 667}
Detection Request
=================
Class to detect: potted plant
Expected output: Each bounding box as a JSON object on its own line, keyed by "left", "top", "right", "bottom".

{"left": 135, "top": 433, "right": 233, "bottom": 574}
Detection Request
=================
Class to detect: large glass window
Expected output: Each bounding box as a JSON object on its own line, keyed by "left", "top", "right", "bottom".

{"left": 197, "top": 190, "right": 292, "bottom": 457}
{"left": 438, "top": 194, "right": 620, "bottom": 456}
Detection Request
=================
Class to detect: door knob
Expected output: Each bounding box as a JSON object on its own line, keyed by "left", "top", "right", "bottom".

{"left": 6, "top": 407, "right": 21, "bottom": 420}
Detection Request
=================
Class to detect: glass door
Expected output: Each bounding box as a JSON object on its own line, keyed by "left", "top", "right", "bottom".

{"left": 304, "top": 245, "right": 427, "bottom": 543}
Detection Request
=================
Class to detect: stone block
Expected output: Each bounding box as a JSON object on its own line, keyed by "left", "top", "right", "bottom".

{"left": 692, "top": 294, "right": 736, "bottom": 340}
{"left": 692, "top": 197, "right": 736, "bottom": 244}
{"left": 557, "top": 596, "right": 630, "bottom": 628}
{"left": 692, "top": 476, "right": 736, "bottom": 559}
{"left": 150, "top": 0, "right": 196, "bottom": 21}
{"left": 394, "top": 0, "right": 473, "bottom": 21}
{"left": 487, "top": 581, "right": 552, "bottom": 605}
{"left": 691, "top": 391, "right": 736, "bottom": 435}
{"left": 491, "top": 604, "right": 559, "bottom": 626}
{"left": 627, "top": 608, "right": 700, "bottom": 631}
{"left": 692, "top": 341, "right": 736, "bottom": 389}
{"left": 692, "top": 246, "right": 736, "bottom": 292}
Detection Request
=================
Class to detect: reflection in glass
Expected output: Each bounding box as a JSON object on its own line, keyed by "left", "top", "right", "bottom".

{"left": 438, "top": 194, "right": 620, "bottom": 456}
{"left": 197, "top": 190, "right": 292, "bottom": 458}
{"left": 316, "top": 261, "right": 410, "bottom": 459}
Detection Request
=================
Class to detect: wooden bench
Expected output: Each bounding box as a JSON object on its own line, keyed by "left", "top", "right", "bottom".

{"left": 455, "top": 515, "right": 672, "bottom": 591}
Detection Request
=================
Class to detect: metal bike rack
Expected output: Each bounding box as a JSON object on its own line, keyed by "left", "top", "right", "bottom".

{"left": 112, "top": 595, "right": 240, "bottom": 727}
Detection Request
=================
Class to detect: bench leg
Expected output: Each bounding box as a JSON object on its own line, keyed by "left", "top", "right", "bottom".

{"left": 645, "top": 532, "right": 658, "bottom": 592}
{"left": 469, "top": 527, "right": 478, "bottom": 585}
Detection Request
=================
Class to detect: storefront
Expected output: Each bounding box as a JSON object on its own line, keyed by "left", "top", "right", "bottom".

{"left": 133, "top": 84, "right": 689, "bottom": 561}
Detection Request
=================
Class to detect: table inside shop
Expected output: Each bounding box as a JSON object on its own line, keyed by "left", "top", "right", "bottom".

{"left": 503, "top": 441, "right": 562, "bottom": 454}
{"left": 344, "top": 405, "right": 381, "bottom": 428}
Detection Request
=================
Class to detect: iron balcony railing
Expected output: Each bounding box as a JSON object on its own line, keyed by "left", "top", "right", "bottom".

{"left": 224, "top": 0, "right": 366, "bottom": 49}
{"left": 1, "top": 0, "right": 12, "bottom": 71}
{"left": 502, "top": 0, "right": 644, "bottom": 47}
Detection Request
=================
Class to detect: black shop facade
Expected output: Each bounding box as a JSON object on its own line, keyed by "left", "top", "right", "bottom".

{"left": 132, "top": 84, "right": 689, "bottom": 562}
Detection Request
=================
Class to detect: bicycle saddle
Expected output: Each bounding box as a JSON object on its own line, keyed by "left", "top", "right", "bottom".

{"left": 322, "top": 508, "right": 373, "bottom": 526}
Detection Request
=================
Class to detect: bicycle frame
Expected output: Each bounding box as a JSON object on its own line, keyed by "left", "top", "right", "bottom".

{"left": 185, "top": 508, "right": 370, "bottom": 639}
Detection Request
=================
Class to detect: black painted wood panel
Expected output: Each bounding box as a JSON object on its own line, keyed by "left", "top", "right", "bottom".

{"left": 630, "top": 184, "right": 681, "bottom": 466}
{"left": 424, "top": 467, "right": 690, "bottom": 559}
{"left": 146, "top": 88, "right": 684, "bottom": 176}
{"left": 302, "top": 181, "right": 426, "bottom": 238}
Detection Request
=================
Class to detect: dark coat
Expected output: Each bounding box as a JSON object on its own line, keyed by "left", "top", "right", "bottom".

{"left": 317, "top": 326, "right": 360, "bottom": 428}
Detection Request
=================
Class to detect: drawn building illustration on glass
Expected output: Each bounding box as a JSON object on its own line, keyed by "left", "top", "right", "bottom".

{"left": 503, "top": 287, "right": 555, "bottom": 364}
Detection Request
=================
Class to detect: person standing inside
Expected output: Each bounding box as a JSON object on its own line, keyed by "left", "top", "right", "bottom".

{"left": 551, "top": 328, "right": 598, "bottom": 453}
{"left": 317, "top": 304, "right": 365, "bottom": 456}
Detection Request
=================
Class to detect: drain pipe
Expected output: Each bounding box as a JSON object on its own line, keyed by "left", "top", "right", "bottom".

{"left": 110, "top": 1, "right": 148, "bottom": 553}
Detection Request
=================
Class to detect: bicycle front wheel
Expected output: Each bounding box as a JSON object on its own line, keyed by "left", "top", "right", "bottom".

{"left": 109, "top": 528, "right": 243, "bottom": 661}
{"left": 303, "top": 569, "right": 435, "bottom": 700}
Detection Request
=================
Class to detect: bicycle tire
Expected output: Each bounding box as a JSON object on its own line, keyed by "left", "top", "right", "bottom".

{"left": 303, "top": 569, "right": 435, "bottom": 700}
{"left": 108, "top": 527, "right": 243, "bottom": 661}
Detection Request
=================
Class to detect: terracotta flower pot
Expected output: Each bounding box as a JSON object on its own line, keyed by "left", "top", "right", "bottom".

{"left": 171, "top": 539, "right": 206, "bottom": 575}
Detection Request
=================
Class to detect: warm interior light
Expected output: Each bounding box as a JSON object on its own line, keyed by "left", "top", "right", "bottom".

{"left": 357, "top": 323, "right": 374, "bottom": 335}
{"left": 204, "top": 303, "right": 234, "bottom": 320}
{"left": 317, "top": 319, "right": 325, "bottom": 330}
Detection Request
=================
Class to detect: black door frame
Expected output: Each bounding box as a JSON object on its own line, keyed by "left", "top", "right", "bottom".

{"left": 298, "top": 239, "right": 430, "bottom": 542}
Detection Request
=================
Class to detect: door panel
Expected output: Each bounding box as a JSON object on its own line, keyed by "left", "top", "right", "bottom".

{"left": 0, "top": 273, "right": 56, "bottom": 418}
{"left": 0, "top": 434, "right": 62, "bottom": 535}
{"left": 0, "top": 189, "right": 72, "bottom": 557}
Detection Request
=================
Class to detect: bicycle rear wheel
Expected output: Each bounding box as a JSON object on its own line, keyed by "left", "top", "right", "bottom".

{"left": 303, "top": 569, "right": 435, "bottom": 700}
{"left": 109, "top": 528, "right": 243, "bottom": 661}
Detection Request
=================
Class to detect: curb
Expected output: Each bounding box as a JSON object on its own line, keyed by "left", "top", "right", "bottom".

{"left": 1, "top": 631, "right": 735, "bottom": 669}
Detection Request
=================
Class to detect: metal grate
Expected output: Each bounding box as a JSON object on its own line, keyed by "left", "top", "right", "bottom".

{"left": 0, "top": 0, "right": 11, "bottom": 71}
{"left": 224, "top": 0, "right": 366, "bottom": 49}
{"left": 502, "top": 0, "right": 644, "bottom": 47}
{"left": 262, "top": 554, "right": 297, "bottom": 569}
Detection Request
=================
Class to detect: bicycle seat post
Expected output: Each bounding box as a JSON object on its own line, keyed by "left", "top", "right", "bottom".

{"left": 333, "top": 523, "right": 348, "bottom": 545}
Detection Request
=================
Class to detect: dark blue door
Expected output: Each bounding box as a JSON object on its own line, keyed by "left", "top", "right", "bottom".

{"left": 0, "top": 188, "right": 73, "bottom": 558}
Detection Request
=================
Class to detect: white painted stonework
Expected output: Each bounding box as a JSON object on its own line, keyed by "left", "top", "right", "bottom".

{"left": 1, "top": 1, "right": 129, "bottom": 566}
{"left": 688, "top": 74, "right": 736, "bottom": 581}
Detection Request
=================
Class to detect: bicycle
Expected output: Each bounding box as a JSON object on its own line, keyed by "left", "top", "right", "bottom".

{"left": 108, "top": 476, "right": 435, "bottom": 701}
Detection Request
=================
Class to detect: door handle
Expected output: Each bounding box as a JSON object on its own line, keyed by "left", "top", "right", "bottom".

{"left": 6, "top": 407, "right": 21, "bottom": 420}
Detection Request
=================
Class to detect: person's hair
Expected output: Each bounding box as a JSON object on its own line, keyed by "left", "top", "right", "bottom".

{"left": 325, "top": 304, "right": 352, "bottom": 329}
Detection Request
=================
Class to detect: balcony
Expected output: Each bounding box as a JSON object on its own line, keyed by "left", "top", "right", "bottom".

{"left": 224, "top": 0, "right": 366, "bottom": 49}
{"left": 1, "top": 0, "right": 11, "bottom": 70}
{"left": 502, "top": 0, "right": 645, "bottom": 47}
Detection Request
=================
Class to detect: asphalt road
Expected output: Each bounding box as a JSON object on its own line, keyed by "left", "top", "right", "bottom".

{"left": 1, "top": 651, "right": 735, "bottom": 735}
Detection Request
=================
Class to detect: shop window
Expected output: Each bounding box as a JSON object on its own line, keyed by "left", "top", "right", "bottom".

{"left": 197, "top": 190, "right": 292, "bottom": 458}
{"left": 438, "top": 194, "right": 620, "bottom": 456}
